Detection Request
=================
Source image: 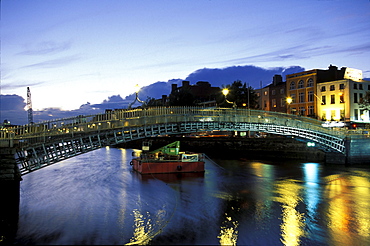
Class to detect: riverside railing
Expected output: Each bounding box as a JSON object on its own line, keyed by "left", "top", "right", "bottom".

{"left": 1, "top": 107, "right": 368, "bottom": 144}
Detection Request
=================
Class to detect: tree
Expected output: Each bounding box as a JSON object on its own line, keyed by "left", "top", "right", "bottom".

{"left": 359, "top": 91, "right": 370, "bottom": 111}
{"left": 217, "top": 80, "right": 259, "bottom": 108}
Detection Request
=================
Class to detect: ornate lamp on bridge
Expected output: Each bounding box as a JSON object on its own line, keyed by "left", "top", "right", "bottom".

{"left": 286, "top": 97, "right": 292, "bottom": 114}
{"left": 222, "top": 88, "right": 237, "bottom": 108}
{"left": 128, "top": 84, "right": 145, "bottom": 109}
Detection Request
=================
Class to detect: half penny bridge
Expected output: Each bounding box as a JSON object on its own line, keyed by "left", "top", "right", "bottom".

{"left": 1, "top": 107, "right": 370, "bottom": 179}
{"left": 1, "top": 107, "right": 370, "bottom": 243}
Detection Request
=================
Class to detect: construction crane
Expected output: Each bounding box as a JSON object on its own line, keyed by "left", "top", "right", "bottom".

{"left": 27, "top": 87, "right": 34, "bottom": 124}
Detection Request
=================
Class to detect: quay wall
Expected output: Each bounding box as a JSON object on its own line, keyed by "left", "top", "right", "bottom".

{"left": 117, "top": 137, "right": 326, "bottom": 162}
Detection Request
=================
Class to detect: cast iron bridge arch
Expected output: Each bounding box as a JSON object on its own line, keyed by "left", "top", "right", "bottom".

{"left": 1, "top": 107, "right": 359, "bottom": 175}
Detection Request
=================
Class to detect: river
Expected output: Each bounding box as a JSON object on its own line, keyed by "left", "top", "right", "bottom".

{"left": 14, "top": 147, "right": 370, "bottom": 245}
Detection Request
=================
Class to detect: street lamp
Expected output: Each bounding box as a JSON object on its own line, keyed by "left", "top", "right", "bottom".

{"left": 222, "top": 88, "right": 236, "bottom": 108}
{"left": 128, "top": 84, "right": 145, "bottom": 109}
{"left": 286, "top": 97, "right": 292, "bottom": 114}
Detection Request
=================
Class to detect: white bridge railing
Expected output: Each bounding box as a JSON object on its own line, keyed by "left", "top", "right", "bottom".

{"left": 0, "top": 107, "right": 368, "bottom": 145}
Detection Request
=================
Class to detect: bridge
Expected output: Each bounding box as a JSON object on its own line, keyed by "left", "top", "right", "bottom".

{"left": 1, "top": 107, "right": 370, "bottom": 178}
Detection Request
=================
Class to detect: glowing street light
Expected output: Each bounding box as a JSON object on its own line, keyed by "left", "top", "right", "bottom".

{"left": 128, "top": 84, "right": 145, "bottom": 109}
{"left": 286, "top": 97, "right": 293, "bottom": 104}
{"left": 222, "top": 88, "right": 236, "bottom": 108}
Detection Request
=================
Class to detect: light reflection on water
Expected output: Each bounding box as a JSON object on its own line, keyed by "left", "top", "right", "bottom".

{"left": 15, "top": 147, "right": 370, "bottom": 245}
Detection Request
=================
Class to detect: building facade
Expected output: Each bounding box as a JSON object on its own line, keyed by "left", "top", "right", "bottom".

{"left": 286, "top": 65, "right": 347, "bottom": 118}
{"left": 316, "top": 79, "right": 370, "bottom": 123}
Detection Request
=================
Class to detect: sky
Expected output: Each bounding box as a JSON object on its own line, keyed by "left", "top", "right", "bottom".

{"left": 1, "top": 0, "right": 370, "bottom": 125}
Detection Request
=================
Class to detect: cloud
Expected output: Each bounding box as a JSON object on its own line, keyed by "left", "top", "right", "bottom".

{"left": 17, "top": 41, "right": 72, "bottom": 56}
{"left": 0, "top": 81, "right": 45, "bottom": 90}
{"left": 1, "top": 65, "right": 305, "bottom": 125}
{"left": 185, "top": 65, "right": 304, "bottom": 88}
{"left": 21, "top": 55, "right": 81, "bottom": 69}
{"left": 0, "top": 94, "right": 27, "bottom": 125}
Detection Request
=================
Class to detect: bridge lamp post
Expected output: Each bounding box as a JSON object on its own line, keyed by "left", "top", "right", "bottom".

{"left": 128, "top": 84, "right": 145, "bottom": 109}
{"left": 222, "top": 88, "right": 236, "bottom": 108}
{"left": 286, "top": 97, "right": 292, "bottom": 114}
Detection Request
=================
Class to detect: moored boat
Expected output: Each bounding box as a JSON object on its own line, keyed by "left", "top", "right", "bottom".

{"left": 130, "top": 141, "right": 205, "bottom": 174}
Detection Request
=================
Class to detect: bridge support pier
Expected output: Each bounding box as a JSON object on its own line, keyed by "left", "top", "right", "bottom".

{"left": 345, "top": 138, "right": 370, "bottom": 165}
{"left": 0, "top": 142, "right": 22, "bottom": 245}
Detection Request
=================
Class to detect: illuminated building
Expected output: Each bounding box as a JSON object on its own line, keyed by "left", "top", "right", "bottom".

{"left": 286, "top": 65, "right": 347, "bottom": 118}
{"left": 316, "top": 74, "right": 370, "bottom": 123}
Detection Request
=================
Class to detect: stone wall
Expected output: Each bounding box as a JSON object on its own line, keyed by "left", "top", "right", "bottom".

{"left": 117, "top": 136, "right": 326, "bottom": 162}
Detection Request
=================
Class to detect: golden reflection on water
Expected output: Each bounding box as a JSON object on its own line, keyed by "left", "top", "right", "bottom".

{"left": 274, "top": 180, "right": 305, "bottom": 246}
{"left": 350, "top": 173, "right": 370, "bottom": 238}
{"left": 324, "top": 172, "right": 370, "bottom": 244}
{"left": 218, "top": 212, "right": 239, "bottom": 246}
{"left": 126, "top": 209, "right": 157, "bottom": 245}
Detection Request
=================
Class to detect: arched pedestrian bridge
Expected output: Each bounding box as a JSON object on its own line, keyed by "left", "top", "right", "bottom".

{"left": 1, "top": 107, "right": 369, "bottom": 176}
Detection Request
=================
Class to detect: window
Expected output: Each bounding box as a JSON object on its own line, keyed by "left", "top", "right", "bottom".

{"left": 331, "top": 95, "right": 335, "bottom": 104}
{"left": 272, "top": 99, "right": 277, "bottom": 108}
{"left": 290, "top": 82, "right": 296, "bottom": 90}
{"left": 331, "top": 110, "right": 336, "bottom": 120}
{"left": 354, "top": 109, "right": 359, "bottom": 120}
{"left": 299, "top": 92, "right": 305, "bottom": 103}
{"left": 354, "top": 84, "right": 358, "bottom": 89}
{"left": 308, "top": 91, "right": 313, "bottom": 102}
{"left": 280, "top": 88, "right": 285, "bottom": 94}
{"left": 322, "top": 95, "right": 326, "bottom": 105}
{"left": 330, "top": 85, "right": 335, "bottom": 91}
{"left": 359, "top": 84, "right": 363, "bottom": 90}
{"left": 272, "top": 89, "right": 276, "bottom": 95}
{"left": 340, "top": 84, "right": 345, "bottom": 89}
{"left": 256, "top": 92, "right": 260, "bottom": 97}
{"left": 321, "top": 86, "right": 326, "bottom": 92}
{"left": 360, "top": 93, "right": 363, "bottom": 100}
{"left": 340, "top": 94, "right": 344, "bottom": 103}
{"left": 298, "top": 80, "right": 304, "bottom": 88}
{"left": 280, "top": 98, "right": 285, "bottom": 107}
{"left": 264, "top": 90, "right": 268, "bottom": 96}
{"left": 307, "top": 78, "right": 313, "bottom": 87}
{"left": 291, "top": 94, "right": 296, "bottom": 103}
{"left": 354, "top": 93, "right": 358, "bottom": 103}
{"left": 299, "top": 107, "right": 305, "bottom": 116}
{"left": 340, "top": 110, "right": 345, "bottom": 121}
{"left": 308, "top": 106, "right": 314, "bottom": 116}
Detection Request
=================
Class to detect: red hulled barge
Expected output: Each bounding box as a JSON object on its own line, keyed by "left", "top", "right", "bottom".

{"left": 130, "top": 141, "right": 205, "bottom": 174}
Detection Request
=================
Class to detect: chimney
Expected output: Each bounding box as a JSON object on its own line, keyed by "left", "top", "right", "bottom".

{"left": 273, "top": 75, "right": 282, "bottom": 86}
{"left": 171, "top": 84, "right": 177, "bottom": 92}
{"left": 182, "top": 81, "right": 190, "bottom": 87}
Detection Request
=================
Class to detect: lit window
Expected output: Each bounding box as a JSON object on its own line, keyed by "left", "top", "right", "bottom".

{"left": 322, "top": 95, "right": 326, "bottom": 105}
{"left": 331, "top": 95, "right": 335, "bottom": 104}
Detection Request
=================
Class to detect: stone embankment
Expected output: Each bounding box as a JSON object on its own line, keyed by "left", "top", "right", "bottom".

{"left": 117, "top": 136, "right": 326, "bottom": 162}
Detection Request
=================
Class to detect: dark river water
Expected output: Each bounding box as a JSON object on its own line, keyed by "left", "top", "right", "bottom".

{"left": 14, "top": 147, "right": 370, "bottom": 245}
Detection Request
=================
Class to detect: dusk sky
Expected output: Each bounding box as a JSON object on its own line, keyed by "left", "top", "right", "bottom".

{"left": 1, "top": 0, "right": 370, "bottom": 124}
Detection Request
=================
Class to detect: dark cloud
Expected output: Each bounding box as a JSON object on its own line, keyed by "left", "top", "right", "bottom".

{"left": 1, "top": 65, "right": 305, "bottom": 125}
{"left": 185, "top": 65, "right": 304, "bottom": 88}
{"left": 0, "top": 94, "right": 27, "bottom": 125}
